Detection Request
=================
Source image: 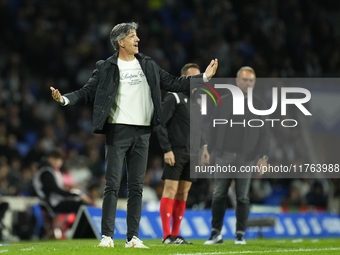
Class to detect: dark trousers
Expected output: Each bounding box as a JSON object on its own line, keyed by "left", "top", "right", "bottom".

{"left": 211, "top": 152, "right": 253, "bottom": 235}
{"left": 101, "top": 124, "right": 151, "bottom": 239}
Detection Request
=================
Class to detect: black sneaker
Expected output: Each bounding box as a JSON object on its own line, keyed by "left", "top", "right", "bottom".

{"left": 162, "top": 235, "right": 175, "bottom": 244}
{"left": 235, "top": 233, "right": 246, "bottom": 244}
{"left": 174, "top": 235, "right": 193, "bottom": 244}
{"left": 204, "top": 230, "right": 223, "bottom": 245}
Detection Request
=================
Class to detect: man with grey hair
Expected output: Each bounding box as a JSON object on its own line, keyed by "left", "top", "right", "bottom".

{"left": 50, "top": 22, "right": 218, "bottom": 248}
{"left": 204, "top": 66, "right": 269, "bottom": 245}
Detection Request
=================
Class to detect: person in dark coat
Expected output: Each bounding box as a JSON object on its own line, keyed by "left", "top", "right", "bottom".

{"left": 49, "top": 22, "right": 218, "bottom": 248}
{"left": 33, "top": 150, "right": 92, "bottom": 213}
{"left": 205, "top": 67, "right": 269, "bottom": 245}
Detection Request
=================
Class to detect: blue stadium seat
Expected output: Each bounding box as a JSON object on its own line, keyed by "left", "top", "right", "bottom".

{"left": 25, "top": 131, "right": 38, "bottom": 147}
{"left": 16, "top": 142, "right": 31, "bottom": 157}
{"left": 264, "top": 187, "right": 288, "bottom": 206}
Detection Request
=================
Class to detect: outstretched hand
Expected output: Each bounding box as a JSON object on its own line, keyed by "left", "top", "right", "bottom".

{"left": 50, "top": 87, "right": 63, "bottom": 104}
{"left": 205, "top": 59, "right": 218, "bottom": 78}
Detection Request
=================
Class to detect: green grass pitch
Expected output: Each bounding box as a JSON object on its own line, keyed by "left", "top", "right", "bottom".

{"left": 1, "top": 238, "right": 340, "bottom": 255}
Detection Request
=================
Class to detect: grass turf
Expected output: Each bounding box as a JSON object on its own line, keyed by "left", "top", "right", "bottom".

{"left": 1, "top": 238, "right": 340, "bottom": 255}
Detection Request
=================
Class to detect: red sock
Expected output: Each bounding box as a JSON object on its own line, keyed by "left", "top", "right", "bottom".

{"left": 171, "top": 199, "right": 186, "bottom": 237}
{"left": 160, "top": 197, "right": 174, "bottom": 239}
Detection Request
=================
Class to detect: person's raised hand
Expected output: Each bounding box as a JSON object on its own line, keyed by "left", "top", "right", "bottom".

{"left": 50, "top": 87, "right": 63, "bottom": 104}
{"left": 205, "top": 59, "right": 218, "bottom": 78}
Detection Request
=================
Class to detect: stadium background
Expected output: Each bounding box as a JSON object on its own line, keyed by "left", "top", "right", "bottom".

{"left": 1, "top": 0, "right": 340, "bottom": 240}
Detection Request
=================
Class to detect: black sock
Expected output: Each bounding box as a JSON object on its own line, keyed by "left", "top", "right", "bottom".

{"left": 127, "top": 238, "right": 132, "bottom": 242}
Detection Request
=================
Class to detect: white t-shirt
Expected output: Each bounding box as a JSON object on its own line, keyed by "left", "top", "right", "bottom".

{"left": 108, "top": 58, "right": 154, "bottom": 126}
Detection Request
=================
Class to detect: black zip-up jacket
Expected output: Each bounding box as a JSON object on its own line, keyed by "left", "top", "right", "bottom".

{"left": 63, "top": 51, "right": 203, "bottom": 134}
{"left": 33, "top": 160, "right": 77, "bottom": 208}
{"left": 209, "top": 93, "right": 270, "bottom": 161}
{"left": 157, "top": 91, "right": 205, "bottom": 156}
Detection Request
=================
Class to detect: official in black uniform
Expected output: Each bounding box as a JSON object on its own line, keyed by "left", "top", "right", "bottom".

{"left": 157, "top": 63, "right": 210, "bottom": 244}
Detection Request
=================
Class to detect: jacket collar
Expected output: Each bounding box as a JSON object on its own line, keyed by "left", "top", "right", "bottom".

{"left": 107, "top": 51, "right": 149, "bottom": 64}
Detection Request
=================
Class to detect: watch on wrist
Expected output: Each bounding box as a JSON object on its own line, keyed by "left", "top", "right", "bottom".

{"left": 262, "top": 155, "right": 269, "bottom": 161}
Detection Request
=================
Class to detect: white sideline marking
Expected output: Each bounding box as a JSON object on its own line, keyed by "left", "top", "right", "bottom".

{"left": 20, "top": 247, "right": 34, "bottom": 251}
{"left": 0, "top": 250, "right": 8, "bottom": 253}
{"left": 291, "top": 239, "right": 303, "bottom": 243}
{"left": 171, "top": 247, "right": 340, "bottom": 255}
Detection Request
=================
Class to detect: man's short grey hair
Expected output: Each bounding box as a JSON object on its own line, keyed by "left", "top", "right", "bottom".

{"left": 236, "top": 66, "right": 256, "bottom": 78}
{"left": 110, "top": 22, "right": 139, "bottom": 50}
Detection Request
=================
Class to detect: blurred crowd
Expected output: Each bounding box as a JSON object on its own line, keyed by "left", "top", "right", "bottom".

{"left": 1, "top": 0, "right": 340, "bottom": 213}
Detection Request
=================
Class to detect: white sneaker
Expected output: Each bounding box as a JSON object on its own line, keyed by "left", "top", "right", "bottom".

{"left": 235, "top": 238, "right": 246, "bottom": 244}
{"left": 235, "top": 234, "right": 246, "bottom": 244}
{"left": 125, "top": 236, "right": 149, "bottom": 248}
{"left": 204, "top": 232, "right": 223, "bottom": 245}
{"left": 98, "top": 235, "right": 114, "bottom": 247}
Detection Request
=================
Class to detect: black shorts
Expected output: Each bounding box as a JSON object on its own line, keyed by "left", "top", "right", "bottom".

{"left": 162, "top": 154, "right": 197, "bottom": 182}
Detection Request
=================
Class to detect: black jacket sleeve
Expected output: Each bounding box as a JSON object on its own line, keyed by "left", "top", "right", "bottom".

{"left": 40, "top": 171, "right": 77, "bottom": 198}
{"left": 157, "top": 64, "right": 203, "bottom": 92}
{"left": 156, "top": 93, "right": 178, "bottom": 153}
{"left": 63, "top": 60, "right": 103, "bottom": 106}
